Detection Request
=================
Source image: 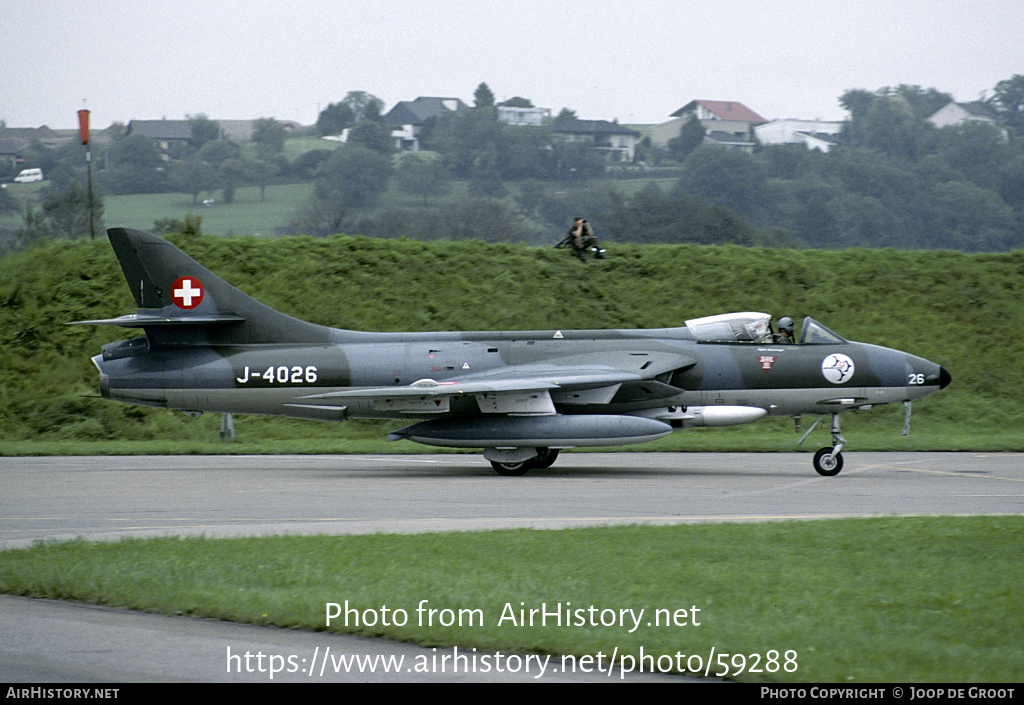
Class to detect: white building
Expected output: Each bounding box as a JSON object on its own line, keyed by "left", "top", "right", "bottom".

{"left": 928, "top": 101, "right": 997, "bottom": 129}
{"left": 755, "top": 119, "right": 844, "bottom": 152}
{"left": 496, "top": 105, "right": 551, "bottom": 126}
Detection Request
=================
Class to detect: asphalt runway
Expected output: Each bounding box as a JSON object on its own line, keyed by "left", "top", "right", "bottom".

{"left": 2, "top": 451, "right": 1022, "bottom": 682}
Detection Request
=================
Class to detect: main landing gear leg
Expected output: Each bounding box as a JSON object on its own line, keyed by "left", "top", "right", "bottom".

{"left": 812, "top": 413, "right": 846, "bottom": 476}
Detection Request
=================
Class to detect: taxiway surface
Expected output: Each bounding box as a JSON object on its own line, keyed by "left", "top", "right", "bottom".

{"left": 2, "top": 452, "right": 1022, "bottom": 548}
{"left": 2, "top": 452, "right": 1022, "bottom": 682}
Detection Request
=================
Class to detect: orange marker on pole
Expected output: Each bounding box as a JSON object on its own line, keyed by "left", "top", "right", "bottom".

{"left": 78, "top": 108, "right": 96, "bottom": 239}
{"left": 77, "top": 109, "right": 90, "bottom": 145}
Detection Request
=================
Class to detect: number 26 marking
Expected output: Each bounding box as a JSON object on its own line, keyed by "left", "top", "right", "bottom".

{"left": 908, "top": 373, "right": 925, "bottom": 385}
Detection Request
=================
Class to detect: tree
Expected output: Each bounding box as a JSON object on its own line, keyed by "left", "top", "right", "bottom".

{"left": 314, "top": 146, "right": 393, "bottom": 211}
{"left": 291, "top": 149, "right": 332, "bottom": 179}
{"left": 838, "top": 86, "right": 944, "bottom": 156}
{"left": 861, "top": 94, "right": 924, "bottom": 159}
{"left": 929, "top": 181, "right": 1018, "bottom": 251}
{"left": 346, "top": 120, "right": 394, "bottom": 154}
{"left": 99, "top": 133, "right": 165, "bottom": 194}
{"left": 494, "top": 125, "right": 552, "bottom": 180}
{"left": 936, "top": 121, "right": 1009, "bottom": 190}
{"left": 889, "top": 85, "right": 953, "bottom": 120}
{"left": 197, "top": 139, "right": 242, "bottom": 168}
{"left": 426, "top": 108, "right": 501, "bottom": 178}
{"left": 40, "top": 177, "right": 104, "bottom": 240}
{"left": 250, "top": 158, "right": 281, "bottom": 202}
{"left": 216, "top": 157, "right": 254, "bottom": 204}
{"left": 468, "top": 167, "right": 507, "bottom": 198}
{"left": 677, "top": 146, "right": 770, "bottom": 223}
{"left": 548, "top": 140, "right": 606, "bottom": 181}
{"left": 600, "top": 188, "right": 759, "bottom": 245}
{"left": 824, "top": 193, "right": 898, "bottom": 248}
{"left": 474, "top": 83, "right": 495, "bottom": 108}
{"left": 989, "top": 74, "right": 1024, "bottom": 136}
{"left": 667, "top": 117, "right": 705, "bottom": 162}
{"left": 252, "top": 117, "right": 286, "bottom": 156}
{"left": 340, "top": 91, "right": 385, "bottom": 122}
{"left": 317, "top": 102, "right": 356, "bottom": 136}
{"left": 838, "top": 88, "right": 877, "bottom": 145}
{"left": 0, "top": 185, "right": 19, "bottom": 215}
{"left": 188, "top": 114, "right": 221, "bottom": 149}
{"left": 396, "top": 154, "right": 452, "bottom": 204}
{"left": 168, "top": 157, "right": 218, "bottom": 204}
{"left": 997, "top": 154, "right": 1024, "bottom": 212}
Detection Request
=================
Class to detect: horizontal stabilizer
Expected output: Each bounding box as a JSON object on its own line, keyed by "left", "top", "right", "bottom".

{"left": 70, "top": 312, "right": 246, "bottom": 328}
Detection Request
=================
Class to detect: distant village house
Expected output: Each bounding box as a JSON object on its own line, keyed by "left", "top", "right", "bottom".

{"left": 384, "top": 97, "right": 470, "bottom": 152}
{"left": 652, "top": 100, "right": 768, "bottom": 153}
{"left": 552, "top": 117, "right": 641, "bottom": 162}
{"left": 755, "top": 119, "right": 843, "bottom": 152}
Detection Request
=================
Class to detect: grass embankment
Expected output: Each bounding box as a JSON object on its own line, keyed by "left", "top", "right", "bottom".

{"left": 2, "top": 517, "right": 1021, "bottom": 682}
{"left": 1, "top": 233, "right": 1022, "bottom": 449}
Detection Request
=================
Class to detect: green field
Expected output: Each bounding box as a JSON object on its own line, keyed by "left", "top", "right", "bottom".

{"left": 2, "top": 517, "right": 1022, "bottom": 682}
{"left": 100, "top": 183, "right": 315, "bottom": 236}
{"left": 0, "top": 182, "right": 313, "bottom": 237}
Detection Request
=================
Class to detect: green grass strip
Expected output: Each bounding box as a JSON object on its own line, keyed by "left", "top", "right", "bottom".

{"left": 2, "top": 516, "right": 1021, "bottom": 682}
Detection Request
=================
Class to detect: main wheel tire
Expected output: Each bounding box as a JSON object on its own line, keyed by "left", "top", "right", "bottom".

{"left": 490, "top": 460, "right": 531, "bottom": 476}
{"left": 813, "top": 447, "right": 844, "bottom": 476}
{"left": 530, "top": 448, "right": 559, "bottom": 470}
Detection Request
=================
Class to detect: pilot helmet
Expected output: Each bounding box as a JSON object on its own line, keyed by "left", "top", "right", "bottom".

{"left": 778, "top": 317, "right": 794, "bottom": 334}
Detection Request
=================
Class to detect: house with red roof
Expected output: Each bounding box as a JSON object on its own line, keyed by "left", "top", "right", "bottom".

{"left": 651, "top": 100, "right": 768, "bottom": 153}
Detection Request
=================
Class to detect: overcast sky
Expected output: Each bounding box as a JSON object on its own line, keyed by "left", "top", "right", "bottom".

{"left": 4, "top": 0, "right": 1022, "bottom": 130}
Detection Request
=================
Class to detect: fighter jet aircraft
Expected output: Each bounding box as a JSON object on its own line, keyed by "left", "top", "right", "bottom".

{"left": 75, "top": 228, "right": 950, "bottom": 476}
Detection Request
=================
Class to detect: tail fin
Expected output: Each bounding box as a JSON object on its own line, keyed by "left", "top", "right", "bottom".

{"left": 78, "top": 228, "right": 333, "bottom": 345}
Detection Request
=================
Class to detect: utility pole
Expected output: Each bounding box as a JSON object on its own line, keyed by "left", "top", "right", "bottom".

{"left": 77, "top": 108, "right": 96, "bottom": 240}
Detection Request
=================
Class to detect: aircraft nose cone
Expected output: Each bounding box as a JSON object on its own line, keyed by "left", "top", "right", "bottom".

{"left": 939, "top": 366, "right": 951, "bottom": 390}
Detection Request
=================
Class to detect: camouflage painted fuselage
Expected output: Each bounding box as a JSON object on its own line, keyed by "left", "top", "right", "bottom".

{"left": 80, "top": 229, "right": 949, "bottom": 473}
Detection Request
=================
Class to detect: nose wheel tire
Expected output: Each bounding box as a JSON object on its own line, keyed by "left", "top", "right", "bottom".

{"left": 813, "top": 447, "right": 844, "bottom": 476}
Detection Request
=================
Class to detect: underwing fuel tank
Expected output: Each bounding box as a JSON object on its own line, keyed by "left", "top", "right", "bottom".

{"left": 388, "top": 414, "right": 673, "bottom": 448}
{"left": 672, "top": 405, "right": 768, "bottom": 428}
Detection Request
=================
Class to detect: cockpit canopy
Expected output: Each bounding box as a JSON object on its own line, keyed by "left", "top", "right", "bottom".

{"left": 686, "top": 312, "right": 772, "bottom": 343}
{"left": 685, "top": 312, "right": 847, "bottom": 345}
{"left": 798, "top": 317, "right": 847, "bottom": 345}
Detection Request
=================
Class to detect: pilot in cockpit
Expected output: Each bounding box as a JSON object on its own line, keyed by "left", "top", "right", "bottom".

{"left": 775, "top": 317, "right": 795, "bottom": 344}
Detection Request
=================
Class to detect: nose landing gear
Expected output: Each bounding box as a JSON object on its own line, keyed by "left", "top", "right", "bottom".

{"left": 800, "top": 412, "right": 847, "bottom": 476}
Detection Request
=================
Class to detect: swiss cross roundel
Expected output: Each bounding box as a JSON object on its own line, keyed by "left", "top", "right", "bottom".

{"left": 171, "top": 276, "right": 204, "bottom": 309}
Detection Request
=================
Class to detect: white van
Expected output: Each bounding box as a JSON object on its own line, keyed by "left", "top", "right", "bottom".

{"left": 14, "top": 168, "right": 44, "bottom": 183}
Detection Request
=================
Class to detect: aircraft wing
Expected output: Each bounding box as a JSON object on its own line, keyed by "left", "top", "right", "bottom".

{"left": 302, "top": 368, "right": 620, "bottom": 399}
{"left": 298, "top": 350, "right": 696, "bottom": 415}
